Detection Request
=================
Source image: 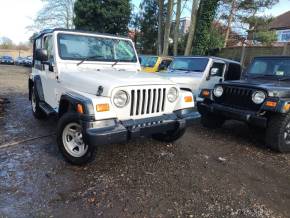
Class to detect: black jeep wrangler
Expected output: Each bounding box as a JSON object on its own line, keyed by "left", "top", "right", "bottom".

{"left": 198, "top": 56, "right": 290, "bottom": 152}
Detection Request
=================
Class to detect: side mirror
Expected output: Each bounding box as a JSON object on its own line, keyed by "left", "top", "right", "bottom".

{"left": 210, "top": 67, "right": 220, "bottom": 76}
{"left": 35, "top": 49, "right": 48, "bottom": 62}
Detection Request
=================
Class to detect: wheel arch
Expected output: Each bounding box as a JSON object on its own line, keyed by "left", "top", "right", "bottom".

{"left": 58, "top": 93, "right": 94, "bottom": 118}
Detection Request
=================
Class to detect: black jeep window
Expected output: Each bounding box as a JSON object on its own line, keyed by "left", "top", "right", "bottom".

{"left": 248, "top": 58, "right": 290, "bottom": 77}
{"left": 225, "top": 63, "right": 242, "bottom": 80}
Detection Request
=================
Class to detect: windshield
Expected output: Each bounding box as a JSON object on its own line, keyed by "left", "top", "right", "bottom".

{"left": 58, "top": 33, "right": 137, "bottom": 63}
{"left": 140, "top": 56, "right": 158, "bottom": 67}
{"left": 168, "top": 57, "right": 209, "bottom": 72}
{"left": 247, "top": 58, "right": 290, "bottom": 78}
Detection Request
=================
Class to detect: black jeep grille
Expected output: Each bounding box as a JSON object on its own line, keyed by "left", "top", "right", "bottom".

{"left": 214, "top": 86, "right": 262, "bottom": 111}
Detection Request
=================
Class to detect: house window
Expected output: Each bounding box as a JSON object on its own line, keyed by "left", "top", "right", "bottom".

{"left": 277, "top": 29, "right": 290, "bottom": 42}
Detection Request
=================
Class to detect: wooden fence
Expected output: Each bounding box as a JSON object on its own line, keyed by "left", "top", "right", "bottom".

{"left": 212, "top": 43, "right": 290, "bottom": 67}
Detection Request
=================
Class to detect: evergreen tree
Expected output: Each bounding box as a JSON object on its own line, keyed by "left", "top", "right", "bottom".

{"left": 139, "top": 0, "right": 159, "bottom": 54}
{"left": 74, "top": 0, "right": 131, "bottom": 35}
{"left": 192, "top": 0, "right": 219, "bottom": 55}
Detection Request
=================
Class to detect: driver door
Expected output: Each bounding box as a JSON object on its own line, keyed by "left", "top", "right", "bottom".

{"left": 42, "top": 34, "right": 58, "bottom": 109}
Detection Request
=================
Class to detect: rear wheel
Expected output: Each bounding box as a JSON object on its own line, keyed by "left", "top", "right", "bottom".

{"left": 57, "top": 113, "right": 96, "bottom": 165}
{"left": 31, "top": 87, "right": 46, "bottom": 119}
{"left": 266, "top": 114, "right": 290, "bottom": 152}
{"left": 201, "top": 114, "right": 225, "bottom": 129}
{"left": 152, "top": 128, "right": 186, "bottom": 142}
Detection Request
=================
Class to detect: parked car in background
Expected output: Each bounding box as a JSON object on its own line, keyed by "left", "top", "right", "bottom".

{"left": 139, "top": 55, "right": 172, "bottom": 73}
{"left": 23, "top": 56, "right": 33, "bottom": 67}
{"left": 158, "top": 56, "right": 242, "bottom": 101}
{"left": 198, "top": 56, "right": 290, "bottom": 152}
{"left": 0, "top": 55, "right": 14, "bottom": 65}
{"left": 15, "top": 57, "right": 25, "bottom": 65}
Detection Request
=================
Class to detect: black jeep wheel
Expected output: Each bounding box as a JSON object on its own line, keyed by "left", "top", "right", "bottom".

{"left": 57, "top": 113, "right": 97, "bottom": 165}
{"left": 152, "top": 128, "right": 186, "bottom": 142}
{"left": 266, "top": 114, "right": 290, "bottom": 153}
{"left": 201, "top": 114, "right": 225, "bottom": 129}
{"left": 31, "top": 87, "right": 46, "bottom": 119}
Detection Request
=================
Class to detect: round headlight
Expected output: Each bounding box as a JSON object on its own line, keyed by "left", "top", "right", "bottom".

{"left": 252, "top": 91, "right": 266, "bottom": 104}
{"left": 213, "top": 86, "right": 224, "bottom": 97}
{"left": 113, "top": 90, "right": 129, "bottom": 108}
{"left": 167, "top": 87, "right": 179, "bottom": 103}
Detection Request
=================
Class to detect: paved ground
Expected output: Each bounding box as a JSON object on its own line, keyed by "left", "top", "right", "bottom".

{"left": 0, "top": 65, "right": 289, "bottom": 218}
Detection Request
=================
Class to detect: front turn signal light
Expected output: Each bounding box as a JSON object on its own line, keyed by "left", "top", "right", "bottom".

{"left": 96, "top": 104, "right": 110, "bottom": 112}
{"left": 283, "top": 103, "right": 290, "bottom": 112}
{"left": 76, "top": 103, "right": 84, "bottom": 114}
{"left": 184, "top": 96, "right": 193, "bottom": 102}
{"left": 201, "top": 90, "right": 210, "bottom": 97}
{"left": 265, "top": 101, "right": 277, "bottom": 108}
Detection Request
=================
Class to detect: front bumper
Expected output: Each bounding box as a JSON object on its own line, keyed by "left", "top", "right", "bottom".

{"left": 197, "top": 102, "right": 267, "bottom": 128}
{"left": 82, "top": 109, "right": 198, "bottom": 146}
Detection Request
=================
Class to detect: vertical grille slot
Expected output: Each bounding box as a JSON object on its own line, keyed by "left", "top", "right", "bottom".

{"left": 147, "top": 89, "right": 152, "bottom": 114}
{"left": 152, "top": 89, "right": 156, "bottom": 113}
{"left": 130, "top": 90, "right": 135, "bottom": 116}
{"left": 162, "top": 88, "right": 166, "bottom": 111}
{"left": 136, "top": 90, "right": 140, "bottom": 115}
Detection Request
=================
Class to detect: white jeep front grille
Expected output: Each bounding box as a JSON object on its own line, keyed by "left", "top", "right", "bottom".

{"left": 130, "top": 88, "right": 166, "bottom": 116}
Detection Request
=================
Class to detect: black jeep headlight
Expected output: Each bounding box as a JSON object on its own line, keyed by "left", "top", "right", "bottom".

{"left": 213, "top": 86, "right": 224, "bottom": 97}
{"left": 113, "top": 90, "right": 129, "bottom": 108}
{"left": 252, "top": 91, "right": 266, "bottom": 104}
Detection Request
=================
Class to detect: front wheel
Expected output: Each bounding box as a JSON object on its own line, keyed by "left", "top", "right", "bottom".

{"left": 57, "top": 113, "right": 97, "bottom": 165}
{"left": 266, "top": 114, "right": 290, "bottom": 153}
{"left": 152, "top": 128, "right": 186, "bottom": 142}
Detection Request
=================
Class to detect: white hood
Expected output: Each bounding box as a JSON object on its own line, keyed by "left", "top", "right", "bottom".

{"left": 59, "top": 68, "right": 175, "bottom": 96}
{"left": 158, "top": 71, "right": 203, "bottom": 92}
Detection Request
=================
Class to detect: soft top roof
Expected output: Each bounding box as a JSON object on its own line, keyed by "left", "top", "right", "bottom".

{"left": 33, "top": 28, "right": 130, "bottom": 41}
{"left": 173, "top": 56, "right": 241, "bottom": 65}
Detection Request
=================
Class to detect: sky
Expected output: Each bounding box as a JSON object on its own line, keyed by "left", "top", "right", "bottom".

{"left": 0, "top": 0, "right": 289, "bottom": 44}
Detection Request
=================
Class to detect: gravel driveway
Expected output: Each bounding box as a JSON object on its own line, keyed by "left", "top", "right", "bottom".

{"left": 0, "top": 65, "right": 289, "bottom": 218}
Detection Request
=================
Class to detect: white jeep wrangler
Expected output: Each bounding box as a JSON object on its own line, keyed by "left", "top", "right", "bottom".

{"left": 29, "top": 29, "right": 195, "bottom": 165}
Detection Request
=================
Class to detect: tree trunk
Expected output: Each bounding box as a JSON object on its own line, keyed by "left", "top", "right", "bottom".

{"left": 157, "top": 0, "right": 164, "bottom": 55}
{"left": 224, "top": 0, "right": 236, "bottom": 48}
{"left": 173, "top": 0, "right": 182, "bottom": 56}
{"left": 184, "top": 0, "right": 199, "bottom": 55}
{"left": 162, "top": 0, "right": 174, "bottom": 56}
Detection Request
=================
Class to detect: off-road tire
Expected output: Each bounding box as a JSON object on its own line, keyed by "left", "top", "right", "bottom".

{"left": 152, "top": 128, "right": 186, "bottom": 142}
{"left": 31, "top": 87, "right": 46, "bottom": 119}
{"left": 266, "top": 114, "right": 290, "bottom": 153}
{"left": 201, "top": 114, "right": 225, "bottom": 129}
{"left": 57, "top": 113, "right": 97, "bottom": 165}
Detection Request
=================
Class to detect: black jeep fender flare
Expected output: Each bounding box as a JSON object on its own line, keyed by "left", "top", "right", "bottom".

{"left": 58, "top": 93, "right": 95, "bottom": 120}
{"left": 29, "top": 75, "right": 44, "bottom": 101}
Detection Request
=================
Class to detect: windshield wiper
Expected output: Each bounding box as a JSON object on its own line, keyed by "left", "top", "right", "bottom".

{"left": 77, "top": 55, "right": 104, "bottom": 66}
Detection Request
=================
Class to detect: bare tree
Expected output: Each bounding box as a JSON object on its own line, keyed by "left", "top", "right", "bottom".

{"left": 29, "top": 0, "right": 75, "bottom": 31}
{"left": 162, "top": 0, "right": 174, "bottom": 56}
{"left": 0, "top": 37, "right": 13, "bottom": 49}
{"left": 223, "top": 0, "right": 237, "bottom": 47}
{"left": 157, "top": 0, "right": 164, "bottom": 55}
{"left": 184, "top": 0, "right": 199, "bottom": 55}
{"left": 173, "top": 0, "right": 182, "bottom": 56}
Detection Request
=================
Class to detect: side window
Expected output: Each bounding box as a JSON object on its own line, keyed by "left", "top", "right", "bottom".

{"left": 43, "top": 35, "right": 54, "bottom": 62}
{"left": 225, "top": 63, "right": 242, "bottom": 80}
{"left": 210, "top": 62, "right": 225, "bottom": 77}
